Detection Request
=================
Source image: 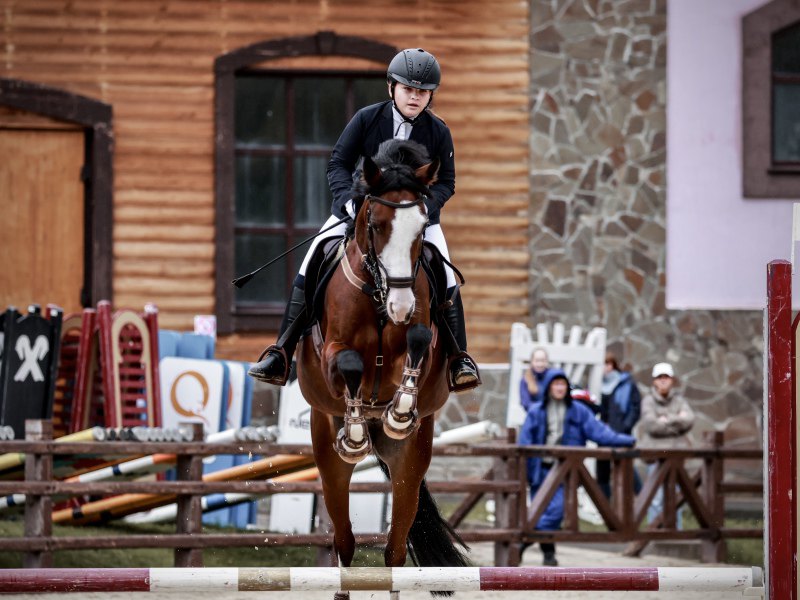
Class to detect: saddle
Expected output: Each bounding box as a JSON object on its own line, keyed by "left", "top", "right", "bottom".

{"left": 303, "top": 235, "right": 348, "bottom": 325}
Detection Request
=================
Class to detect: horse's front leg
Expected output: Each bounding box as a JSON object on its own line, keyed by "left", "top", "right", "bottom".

{"left": 382, "top": 324, "right": 432, "bottom": 440}
{"left": 310, "top": 409, "right": 356, "bottom": 600}
{"left": 380, "top": 414, "right": 435, "bottom": 568}
{"left": 323, "top": 344, "right": 372, "bottom": 463}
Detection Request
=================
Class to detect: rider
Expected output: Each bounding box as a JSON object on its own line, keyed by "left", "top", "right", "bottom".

{"left": 248, "top": 48, "right": 480, "bottom": 392}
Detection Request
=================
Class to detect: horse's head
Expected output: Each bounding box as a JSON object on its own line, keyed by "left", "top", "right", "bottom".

{"left": 355, "top": 140, "right": 439, "bottom": 325}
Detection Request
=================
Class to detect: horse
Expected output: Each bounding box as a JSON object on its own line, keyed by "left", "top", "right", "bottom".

{"left": 296, "top": 139, "right": 469, "bottom": 599}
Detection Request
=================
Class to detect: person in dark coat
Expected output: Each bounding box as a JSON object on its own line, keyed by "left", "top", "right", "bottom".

{"left": 518, "top": 369, "right": 635, "bottom": 566}
{"left": 596, "top": 352, "right": 642, "bottom": 498}
{"left": 248, "top": 48, "right": 479, "bottom": 392}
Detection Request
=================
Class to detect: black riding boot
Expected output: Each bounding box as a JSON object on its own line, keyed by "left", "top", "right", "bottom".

{"left": 440, "top": 290, "right": 481, "bottom": 393}
{"left": 248, "top": 285, "right": 306, "bottom": 386}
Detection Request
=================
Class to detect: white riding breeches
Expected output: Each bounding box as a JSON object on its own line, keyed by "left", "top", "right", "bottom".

{"left": 298, "top": 213, "right": 456, "bottom": 289}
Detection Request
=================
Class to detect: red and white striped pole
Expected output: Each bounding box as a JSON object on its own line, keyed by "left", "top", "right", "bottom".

{"left": 0, "top": 566, "right": 762, "bottom": 594}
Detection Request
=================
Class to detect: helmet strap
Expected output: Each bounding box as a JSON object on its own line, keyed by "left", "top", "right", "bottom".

{"left": 390, "top": 90, "right": 434, "bottom": 130}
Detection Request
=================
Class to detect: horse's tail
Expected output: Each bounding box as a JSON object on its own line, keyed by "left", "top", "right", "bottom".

{"left": 376, "top": 458, "right": 471, "bottom": 596}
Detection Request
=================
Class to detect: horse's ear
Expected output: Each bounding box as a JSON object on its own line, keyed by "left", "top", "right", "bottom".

{"left": 415, "top": 159, "right": 440, "bottom": 186}
{"left": 363, "top": 157, "right": 382, "bottom": 188}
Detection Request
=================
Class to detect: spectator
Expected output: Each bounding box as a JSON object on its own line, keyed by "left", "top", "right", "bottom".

{"left": 639, "top": 362, "right": 695, "bottom": 527}
{"left": 520, "top": 347, "right": 551, "bottom": 413}
{"left": 518, "top": 369, "right": 636, "bottom": 566}
{"left": 597, "top": 352, "right": 642, "bottom": 498}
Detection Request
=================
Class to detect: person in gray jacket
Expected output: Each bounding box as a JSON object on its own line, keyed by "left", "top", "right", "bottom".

{"left": 639, "top": 362, "right": 694, "bottom": 526}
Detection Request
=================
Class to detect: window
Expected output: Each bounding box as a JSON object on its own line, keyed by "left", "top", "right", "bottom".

{"left": 232, "top": 72, "right": 385, "bottom": 312}
{"left": 742, "top": 1, "right": 800, "bottom": 197}
{"left": 772, "top": 23, "right": 800, "bottom": 168}
{"left": 214, "top": 32, "right": 397, "bottom": 334}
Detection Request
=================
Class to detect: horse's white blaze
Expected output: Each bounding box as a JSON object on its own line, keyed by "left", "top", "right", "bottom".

{"left": 380, "top": 203, "right": 427, "bottom": 324}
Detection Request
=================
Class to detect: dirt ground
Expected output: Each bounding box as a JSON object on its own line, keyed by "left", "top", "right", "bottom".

{"left": 5, "top": 543, "right": 762, "bottom": 600}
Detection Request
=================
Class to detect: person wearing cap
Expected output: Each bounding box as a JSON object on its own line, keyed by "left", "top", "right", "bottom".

{"left": 518, "top": 369, "right": 636, "bottom": 566}
{"left": 639, "top": 362, "right": 695, "bottom": 527}
{"left": 248, "top": 48, "right": 479, "bottom": 391}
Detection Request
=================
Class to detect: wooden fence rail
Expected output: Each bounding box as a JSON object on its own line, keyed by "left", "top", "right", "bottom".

{"left": 0, "top": 421, "right": 762, "bottom": 568}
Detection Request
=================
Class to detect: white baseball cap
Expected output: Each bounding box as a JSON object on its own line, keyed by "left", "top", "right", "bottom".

{"left": 652, "top": 362, "right": 674, "bottom": 378}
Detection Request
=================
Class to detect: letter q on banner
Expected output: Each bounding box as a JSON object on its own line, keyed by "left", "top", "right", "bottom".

{"left": 159, "top": 357, "right": 225, "bottom": 433}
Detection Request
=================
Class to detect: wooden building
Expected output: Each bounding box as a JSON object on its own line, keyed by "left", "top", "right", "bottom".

{"left": 0, "top": 1, "right": 530, "bottom": 364}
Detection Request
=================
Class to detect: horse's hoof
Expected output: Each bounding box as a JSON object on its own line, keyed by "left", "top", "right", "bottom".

{"left": 334, "top": 592, "right": 350, "bottom": 600}
{"left": 334, "top": 430, "right": 372, "bottom": 464}
{"left": 382, "top": 407, "right": 419, "bottom": 440}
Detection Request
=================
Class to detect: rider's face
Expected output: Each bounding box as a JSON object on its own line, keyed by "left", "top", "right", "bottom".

{"left": 390, "top": 83, "right": 432, "bottom": 119}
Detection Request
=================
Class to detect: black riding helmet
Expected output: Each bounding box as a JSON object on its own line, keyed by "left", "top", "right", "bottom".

{"left": 387, "top": 48, "right": 441, "bottom": 91}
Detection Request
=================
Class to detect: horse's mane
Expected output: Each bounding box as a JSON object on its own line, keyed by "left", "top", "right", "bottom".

{"left": 352, "top": 139, "right": 432, "bottom": 200}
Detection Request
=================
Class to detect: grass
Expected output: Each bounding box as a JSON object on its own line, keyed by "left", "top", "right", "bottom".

{"left": 0, "top": 517, "right": 384, "bottom": 568}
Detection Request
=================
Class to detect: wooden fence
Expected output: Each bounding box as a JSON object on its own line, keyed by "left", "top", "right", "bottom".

{"left": 0, "top": 421, "right": 761, "bottom": 568}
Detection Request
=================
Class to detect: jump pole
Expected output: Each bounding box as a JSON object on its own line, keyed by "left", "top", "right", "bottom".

{"left": 0, "top": 566, "right": 762, "bottom": 594}
{"left": 766, "top": 259, "right": 798, "bottom": 599}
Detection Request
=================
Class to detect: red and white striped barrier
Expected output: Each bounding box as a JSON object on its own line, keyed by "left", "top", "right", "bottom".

{"left": 0, "top": 566, "right": 763, "bottom": 593}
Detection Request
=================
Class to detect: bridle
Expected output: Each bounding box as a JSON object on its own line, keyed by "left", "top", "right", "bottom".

{"left": 360, "top": 193, "right": 428, "bottom": 306}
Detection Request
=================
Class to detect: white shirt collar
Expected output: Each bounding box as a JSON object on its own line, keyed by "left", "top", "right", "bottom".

{"left": 391, "top": 105, "right": 413, "bottom": 140}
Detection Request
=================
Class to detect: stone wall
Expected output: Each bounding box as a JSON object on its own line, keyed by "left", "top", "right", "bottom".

{"left": 526, "top": 0, "right": 763, "bottom": 453}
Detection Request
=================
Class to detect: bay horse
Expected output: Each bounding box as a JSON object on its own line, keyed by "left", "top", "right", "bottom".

{"left": 296, "top": 139, "right": 469, "bottom": 599}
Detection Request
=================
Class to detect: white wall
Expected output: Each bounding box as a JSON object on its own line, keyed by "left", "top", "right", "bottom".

{"left": 667, "top": 0, "right": 794, "bottom": 310}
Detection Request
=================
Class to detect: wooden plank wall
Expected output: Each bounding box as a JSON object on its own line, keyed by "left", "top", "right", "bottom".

{"left": 0, "top": 0, "right": 530, "bottom": 364}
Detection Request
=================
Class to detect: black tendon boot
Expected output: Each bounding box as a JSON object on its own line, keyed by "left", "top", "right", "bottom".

{"left": 248, "top": 285, "right": 306, "bottom": 385}
{"left": 440, "top": 289, "right": 481, "bottom": 393}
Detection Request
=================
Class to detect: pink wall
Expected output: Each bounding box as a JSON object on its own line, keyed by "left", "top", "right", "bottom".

{"left": 667, "top": 0, "right": 794, "bottom": 309}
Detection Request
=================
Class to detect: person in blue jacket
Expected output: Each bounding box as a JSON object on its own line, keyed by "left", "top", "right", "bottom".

{"left": 518, "top": 369, "right": 636, "bottom": 566}
{"left": 248, "top": 48, "right": 479, "bottom": 392}
{"left": 519, "top": 347, "right": 551, "bottom": 413}
{"left": 596, "top": 352, "right": 642, "bottom": 498}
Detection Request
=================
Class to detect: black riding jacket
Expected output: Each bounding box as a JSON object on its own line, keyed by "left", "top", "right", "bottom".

{"left": 326, "top": 100, "right": 455, "bottom": 225}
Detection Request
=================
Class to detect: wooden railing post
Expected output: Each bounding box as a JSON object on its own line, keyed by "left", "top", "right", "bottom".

{"left": 701, "top": 430, "right": 726, "bottom": 563}
{"left": 612, "top": 452, "right": 635, "bottom": 536}
{"left": 174, "top": 422, "right": 204, "bottom": 567}
{"left": 493, "top": 428, "right": 519, "bottom": 566}
{"left": 514, "top": 443, "right": 528, "bottom": 567}
{"left": 24, "top": 419, "right": 53, "bottom": 568}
